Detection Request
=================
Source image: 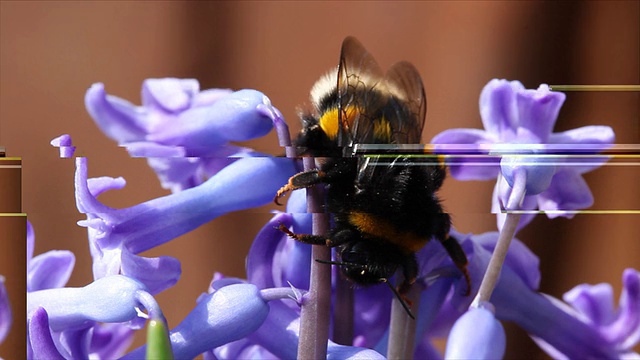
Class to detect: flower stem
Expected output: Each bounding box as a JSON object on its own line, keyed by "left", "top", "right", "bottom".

{"left": 332, "top": 274, "right": 354, "bottom": 345}
{"left": 387, "top": 273, "right": 420, "bottom": 359}
{"left": 297, "top": 157, "right": 331, "bottom": 360}
{"left": 473, "top": 170, "right": 525, "bottom": 306}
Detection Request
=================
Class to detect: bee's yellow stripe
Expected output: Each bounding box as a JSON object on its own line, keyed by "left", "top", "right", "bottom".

{"left": 348, "top": 212, "right": 428, "bottom": 253}
{"left": 319, "top": 106, "right": 392, "bottom": 142}
{"left": 319, "top": 107, "right": 341, "bottom": 139}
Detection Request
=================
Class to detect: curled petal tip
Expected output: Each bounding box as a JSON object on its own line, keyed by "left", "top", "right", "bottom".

{"left": 445, "top": 307, "right": 506, "bottom": 360}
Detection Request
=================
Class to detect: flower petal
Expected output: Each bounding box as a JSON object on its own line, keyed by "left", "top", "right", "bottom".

{"left": 85, "top": 83, "right": 148, "bottom": 143}
{"left": 27, "top": 275, "right": 151, "bottom": 332}
{"left": 445, "top": 306, "right": 506, "bottom": 359}
{"left": 120, "top": 250, "right": 181, "bottom": 294}
{"left": 28, "top": 308, "right": 65, "bottom": 360}
{"left": 516, "top": 84, "right": 565, "bottom": 143}
{"left": 147, "top": 90, "right": 276, "bottom": 155}
{"left": 479, "top": 79, "right": 523, "bottom": 141}
{"left": 123, "top": 284, "right": 270, "bottom": 360}
{"left": 141, "top": 78, "right": 200, "bottom": 113}
{"left": 537, "top": 170, "right": 594, "bottom": 217}
{"left": 89, "top": 323, "right": 135, "bottom": 359}
{"left": 27, "top": 250, "right": 75, "bottom": 292}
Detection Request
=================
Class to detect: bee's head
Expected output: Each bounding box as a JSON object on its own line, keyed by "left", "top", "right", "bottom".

{"left": 294, "top": 113, "right": 341, "bottom": 157}
{"left": 337, "top": 241, "right": 399, "bottom": 285}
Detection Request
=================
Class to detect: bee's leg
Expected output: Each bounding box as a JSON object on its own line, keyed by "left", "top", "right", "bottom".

{"left": 274, "top": 169, "right": 326, "bottom": 205}
{"left": 440, "top": 236, "right": 471, "bottom": 296}
{"left": 436, "top": 214, "right": 471, "bottom": 295}
{"left": 398, "top": 254, "right": 418, "bottom": 296}
{"left": 276, "top": 222, "right": 329, "bottom": 246}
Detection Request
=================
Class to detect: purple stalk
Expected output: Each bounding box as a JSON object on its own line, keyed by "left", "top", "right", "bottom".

{"left": 296, "top": 158, "right": 332, "bottom": 359}
{"left": 473, "top": 170, "right": 525, "bottom": 306}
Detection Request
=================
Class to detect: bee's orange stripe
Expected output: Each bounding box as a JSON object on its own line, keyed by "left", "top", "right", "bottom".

{"left": 348, "top": 212, "right": 428, "bottom": 253}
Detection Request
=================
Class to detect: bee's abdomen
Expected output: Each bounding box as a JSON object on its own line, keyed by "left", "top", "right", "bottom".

{"left": 347, "top": 211, "right": 429, "bottom": 253}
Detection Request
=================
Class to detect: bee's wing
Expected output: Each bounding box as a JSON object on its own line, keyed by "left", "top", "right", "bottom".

{"left": 356, "top": 62, "right": 426, "bottom": 192}
{"left": 384, "top": 61, "right": 426, "bottom": 144}
{"left": 337, "top": 36, "right": 387, "bottom": 147}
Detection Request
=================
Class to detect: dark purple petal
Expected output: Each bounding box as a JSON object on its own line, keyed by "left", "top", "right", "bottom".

{"left": 247, "top": 213, "right": 294, "bottom": 289}
{"left": 479, "top": 79, "right": 523, "bottom": 141}
{"left": 85, "top": 83, "right": 148, "bottom": 143}
{"left": 28, "top": 308, "right": 65, "bottom": 360}
{"left": 27, "top": 250, "right": 75, "bottom": 292}
{"left": 0, "top": 278, "right": 11, "bottom": 344}
{"left": 445, "top": 306, "right": 506, "bottom": 359}
{"left": 89, "top": 323, "right": 135, "bottom": 359}
{"left": 58, "top": 328, "right": 92, "bottom": 359}
{"left": 537, "top": 169, "right": 594, "bottom": 218}
{"left": 515, "top": 84, "right": 565, "bottom": 143}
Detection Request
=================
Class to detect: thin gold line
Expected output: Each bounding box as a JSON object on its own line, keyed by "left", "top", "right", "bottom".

{"left": 549, "top": 85, "right": 640, "bottom": 91}
{"left": 0, "top": 165, "right": 22, "bottom": 169}
{"left": 0, "top": 213, "right": 27, "bottom": 216}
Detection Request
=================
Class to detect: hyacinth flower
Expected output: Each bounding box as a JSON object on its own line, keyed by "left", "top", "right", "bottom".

{"left": 432, "top": 79, "right": 615, "bottom": 231}
{"left": 85, "top": 78, "right": 285, "bottom": 192}
{"left": 26, "top": 220, "right": 148, "bottom": 359}
{"left": 74, "top": 152, "right": 296, "bottom": 295}
{"left": 36, "top": 76, "right": 634, "bottom": 358}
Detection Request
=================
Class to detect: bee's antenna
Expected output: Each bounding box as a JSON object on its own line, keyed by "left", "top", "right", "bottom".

{"left": 315, "top": 259, "right": 346, "bottom": 266}
{"left": 380, "top": 278, "right": 415, "bottom": 320}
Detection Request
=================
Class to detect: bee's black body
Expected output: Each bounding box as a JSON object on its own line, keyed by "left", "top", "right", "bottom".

{"left": 276, "top": 37, "right": 469, "bottom": 311}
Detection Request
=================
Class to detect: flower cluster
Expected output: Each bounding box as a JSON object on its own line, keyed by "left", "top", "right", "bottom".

{"left": 25, "top": 77, "right": 637, "bottom": 359}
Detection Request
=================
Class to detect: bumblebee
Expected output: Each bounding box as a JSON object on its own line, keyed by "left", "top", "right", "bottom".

{"left": 275, "top": 37, "right": 470, "bottom": 317}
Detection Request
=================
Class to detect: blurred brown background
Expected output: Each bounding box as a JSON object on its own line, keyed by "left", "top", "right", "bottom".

{"left": 1, "top": 1, "right": 638, "bottom": 359}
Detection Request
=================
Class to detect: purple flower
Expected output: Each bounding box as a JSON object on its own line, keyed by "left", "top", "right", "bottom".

{"left": 444, "top": 303, "right": 506, "bottom": 359}
{"left": 85, "top": 79, "right": 284, "bottom": 192}
{"left": 557, "top": 268, "right": 640, "bottom": 357}
{"left": 432, "top": 79, "right": 615, "bottom": 230}
{"left": 27, "top": 275, "right": 158, "bottom": 359}
{"left": 26, "top": 221, "right": 147, "bottom": 359}
{"left": 469, "top": 231, "right": 638, "bottom": 358}
{"left": 0, "top": 276, "right": 10, "bottom": 344}
{"left": 27, "top": 221, "right": 75, "bottom": 293}
{"left": 74, "top": 155, "right": 296, "bottom": 294}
